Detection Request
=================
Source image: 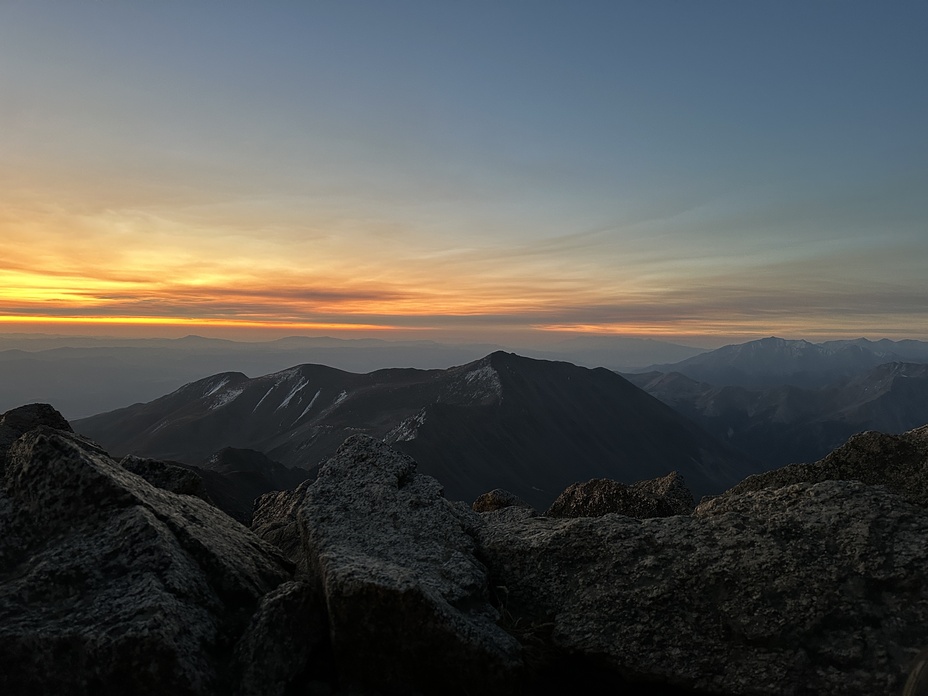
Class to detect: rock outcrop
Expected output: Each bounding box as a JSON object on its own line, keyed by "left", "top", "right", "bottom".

{"left": 250, "top": 480, "right": 313, "bottom": 563}
{"left": 631, "top": 470, "right": 695, "bottom": 513}
{"left": 120, "top": 454, "right": 214, "bottom": 503}
{"left": 478, "top": 479, "right": 928, "bottom": 695}
{"left": 5, "top": 401, "right": 928, "bottom": 695}
{"left": 231, "top": 580, "right": 329, "bottom": 696}
{"left": 297, "top": 435, "right": 523, "bottom": 695}
{"left": 472, "top": 487, "right": 536, "bottom": 513}
{"left": 0, "top": 403, "right": 75, "bottom": 471}
{"left": 722, "top": 425, "right": 928, "bottom": 506}
{"left": 0, "top": 421, "right": 295, "bottom": 695}
{"left": 545, "top": 471, "right": 694, "bottom": 518}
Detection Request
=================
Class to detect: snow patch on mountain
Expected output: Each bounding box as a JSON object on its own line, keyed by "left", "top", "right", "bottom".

{"left": 277, "top": 377, "right": 309, "bottom": 411}
{"left": 273, "top": 367, "right": 303, "bottom": 381}
{"left": 203, "top": 377, "right": 230, "bottom": 397}
{"left": 463, "top": 364, "right": 502, "bottom": 399}
{"left": 384, "top": 409, "right": 427, "bottom": 443}
{"left": 210, "top": 387, "right": 243, "bottom": 410}
{"left": 313, "top": 389, "right": 350, "bottom": 419}
{"left": 253, "top": 386, "right": 275, "bottom": 413}
{"left": 297, "top": 389, "right": 322, "bottom": 421}
{"left": 150, "top": 419, "right": 171, "bottom": 434}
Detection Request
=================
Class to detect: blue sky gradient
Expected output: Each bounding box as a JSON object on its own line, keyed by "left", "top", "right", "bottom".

{"left": 1, "top": 1, "right": 926, "bottom": 344}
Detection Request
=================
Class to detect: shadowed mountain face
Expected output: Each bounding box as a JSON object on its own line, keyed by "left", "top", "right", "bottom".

{"left": 641, "top": 336, "right": 928, "bottom": 389}
{"left": 182, "top": 448, "right": 311, "bottom": 525}
{"left": 0, "top": 333, "right": 704, "bottom": 419}
{"left": 627, "top": 361, "right": 928, "bottom": 468}
{"left": 74, "top": 352, "right": 755, "bottom": 509}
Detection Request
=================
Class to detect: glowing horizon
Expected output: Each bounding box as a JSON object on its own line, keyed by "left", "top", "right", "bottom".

{"left": 2, "top": 2, "right": 926, "bottom": 346}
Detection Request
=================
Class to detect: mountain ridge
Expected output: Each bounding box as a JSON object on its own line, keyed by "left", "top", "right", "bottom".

{"left": 626, "top": 360, "right": 928, "bottom": 468}
{"left": 0, "top": 332, "right": 704, "bottom": 418}
{"left": 641, "top": 336, "right": 928, "bottom": 388}
{"left": 74, "top": 351, "right": 755, "bottom": 508}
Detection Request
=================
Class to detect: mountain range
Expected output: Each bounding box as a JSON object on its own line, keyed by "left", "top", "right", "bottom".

{"left": 641, "top": 336, "right": 928, "bottom": 388}
{"left": 74, "top": 351, "right": 754, "bottom": 509}
{"left": 0, "top": 333, "right": 703, "bottom": 419}
{"left": 6, "top": 335, "right": 928, "bottom": 695}
{"left": 628, "top": 337, "right": 928, "bottom": 468}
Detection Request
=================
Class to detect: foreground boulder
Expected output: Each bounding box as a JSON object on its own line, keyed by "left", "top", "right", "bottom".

{"left": 7, "top": 401, "right": 927, "bottom": 694}
{"left": 0, "top": 403, "right": 75, "bottom": 471}
{"left": 0, "top": 426, "right": 295, "bottom": 695}
{"left": 120, "top": 454, "right": 214, "bottom": 503}
{"left": 296, "top": 435, "right": 523, "bottom": 694}
{"left": 232, "top": 579, "right": 330, "bottom": 696}
{"left": 251, "top": 480, "right": 314, "bottom": 563}
{"left": 478, "top": 479, "right": 928, "bottom": 695}
{"left": 545, "top": 471, "right": 694, "bottom": 518}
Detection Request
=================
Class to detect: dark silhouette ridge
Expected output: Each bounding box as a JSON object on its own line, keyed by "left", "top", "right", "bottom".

{"left": 75, "top": 352, "right": 755, "bottom": 508}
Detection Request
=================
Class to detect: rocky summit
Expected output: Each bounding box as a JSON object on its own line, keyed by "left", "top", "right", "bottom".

{"left": 297, "top": 435, "right": 524, "bottom": 694}
{"left": 721, "top": 424, "right": 928, "bottom": 507}
{"left": 544, "top": 471, "right": 694, "bottom": 518}
{"left": 0, "top": 425, "right": 294, "bottom": 695}
{"left": 3, "top": 403, "right": 928, "bottom": 695}
{"left": 480, "top": 480, "right": 928, "bottom": 695}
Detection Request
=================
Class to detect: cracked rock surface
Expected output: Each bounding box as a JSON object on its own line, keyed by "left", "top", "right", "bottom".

{"left": 478, "top": 479, "right": 928, "bottom": 696}
{"left": 721, "top": 425, "right": 928, "bottom": 507}
{"left": 298, "top": 434, "right": 523, "bottom": 695}
{"left": 545, "top": 470, "right": 694, "bottom": 518}
{"left": 0, "top": 425, "right": 293, "bottom": 696}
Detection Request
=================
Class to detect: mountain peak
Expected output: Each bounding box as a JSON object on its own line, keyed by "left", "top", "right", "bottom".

{"left": 74, "top": 352, "right": 754, "bottom": 508}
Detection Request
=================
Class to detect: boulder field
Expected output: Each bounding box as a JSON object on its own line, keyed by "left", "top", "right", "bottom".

{"left": 2, "top": 403, "right": 928, "bottom": 695}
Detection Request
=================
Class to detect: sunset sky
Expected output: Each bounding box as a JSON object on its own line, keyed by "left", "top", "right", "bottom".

{"left": 2, "top": 1, "right": 926, "bottom": 346}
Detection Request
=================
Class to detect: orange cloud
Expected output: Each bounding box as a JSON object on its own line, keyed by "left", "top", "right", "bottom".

{"left": 2, "top": 187, "right": 927, "bottom": 343}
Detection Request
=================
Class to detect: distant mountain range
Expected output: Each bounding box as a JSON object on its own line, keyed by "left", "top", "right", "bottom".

{"left": 74, "top": 351, "right": 753, "bottom": 509}
{"left": 627, "top": 337, "right": 928, "bottom": 467}
{"left": 641, "top": 336, "right": 928, "bottom": 388}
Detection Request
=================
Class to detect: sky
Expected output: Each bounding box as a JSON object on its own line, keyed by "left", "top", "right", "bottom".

{"left": 1, "top": 1, "right": 926, "bottom": 347}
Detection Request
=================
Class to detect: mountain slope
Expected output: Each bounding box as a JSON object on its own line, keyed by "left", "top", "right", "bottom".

{"left": 626, "top": 361, "right": 928, "bottom": 468}
{"left": 74, "top": 352, "right": 755, "bottom": 508}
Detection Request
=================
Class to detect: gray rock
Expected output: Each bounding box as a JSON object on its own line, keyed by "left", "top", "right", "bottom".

{"left": 0, "top": 403, "right": 75, "bottom": 472}
{"left": 251, "top": 480, "right": 313, "bottom": 563}
{"left": 724, "top": 425, "right": 928, "bottom": 506}
{"left": 120, "top": 454, "right": 213, "bottom": 503}
{"left": 0, "top": 402, "right": 72, "bottom": 437}
{"left": 479, "top": 504, "right": 539, "bottom": 524}
{"left": 545, "top": 471, "right": 693, "bottom": 518}
{"left": 631, "top": 470, "right": 694, "bottom": 513}
{"left": 232, "top": 580, "right": 329, "bottom": 696}
{"left": 903, "top": 648, "right": 928, "bottom": 696}
{"left": 472, "top": 488, "right": 536, "bottom": 514}
{"left": 298, "top": 435, "right": 523, "bottom": 694}
{"left": 478, "top": 480, "right": 928, "bottom": 695}
{"left": 0, "top": 427, "right": 295, "bottom": 695}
